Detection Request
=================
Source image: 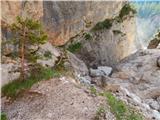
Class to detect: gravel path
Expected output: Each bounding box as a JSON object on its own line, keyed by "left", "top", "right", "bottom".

{"left": 2, "top": 76, "right": 113, "bottom": 120}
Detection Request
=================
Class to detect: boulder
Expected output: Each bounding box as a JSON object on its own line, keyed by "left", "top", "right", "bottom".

{"left": 67, "top": 51, "right": 91, "bottom": 84}
{"left": 67, "top": 51, "right": 89, "bottom": 76}
{"left": 98, "top": 66, "right": 113, "bottom": 76}
{"left": 90, "top": 68, "right": 104, "bottom": 77}
{"left": 90, "top": 66, "right": 112, "bottom": 77}
{"left": 37, "top": 42, "right": 61, "bottom": 67}
{"left": 145, "top": 99, "right": 160, "bottom": 111}
{"left": 1, "top": 63, "right": 20, "bottom": 86}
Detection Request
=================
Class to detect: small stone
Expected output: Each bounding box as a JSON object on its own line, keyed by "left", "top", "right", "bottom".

{"left": 98, "top": 66, "right": 112, "bottom": 76}
{"left": 90, "top": 66, "right": 112, "bottom": 77}
{"left": 145, "top": 99, "right": 160, "bottom": 110}
{"left": 157, "top": 56, "right": 160, "bottom": 67}
{"left": 90, "top": 68, "right": 104, "bottom": 77}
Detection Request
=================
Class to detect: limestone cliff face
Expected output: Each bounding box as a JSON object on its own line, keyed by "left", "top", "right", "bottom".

{"left": 43, "top": 1, "right": 125, "bottom": 45}
{"left": 1, "top": 1, "right": 124, "bottom": 46}
{"left": 1, "top": 1, "right": 137, "bottom": 67}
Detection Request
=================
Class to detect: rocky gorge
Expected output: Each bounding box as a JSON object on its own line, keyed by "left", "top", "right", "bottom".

{"left": 1, "top": 1, "right": 160, "bottom": 120}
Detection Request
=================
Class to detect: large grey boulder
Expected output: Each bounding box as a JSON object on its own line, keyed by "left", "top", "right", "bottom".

{"left": 90, "top": 66, "right": 112, "bottom": 77}
{"left": 67, "top": 51, "right": 91, "bottom": 84}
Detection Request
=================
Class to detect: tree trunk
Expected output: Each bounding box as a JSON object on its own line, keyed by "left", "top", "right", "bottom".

{"left": 20, "top": 29, "right": 25, "bottom": 81}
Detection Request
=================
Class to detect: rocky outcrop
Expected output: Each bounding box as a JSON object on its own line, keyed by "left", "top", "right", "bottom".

{"left": 67, "top": 51, "right": 91, "bottom": 84}
{"left": 105, "top": 49, "right": 160, "bottom": 120}
{"left": 68, "top": 6, "right": 137, "bottom": 67}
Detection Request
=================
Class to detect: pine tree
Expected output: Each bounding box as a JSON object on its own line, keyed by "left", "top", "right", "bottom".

{"left": 10, "top": 16, "right": 48, "bottom": 80}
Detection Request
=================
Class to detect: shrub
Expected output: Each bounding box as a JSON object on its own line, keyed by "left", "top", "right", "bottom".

{"left": 119, "top": 4, "right": 136, "bottom": 21}
{"left": 44, "top": 51, "right": 52, "bottom": 59}
{"left": 91, "top": 19, "right": 112, "bottom": 31}
{"left": 67, "top": 42, "right": 82, "bottom": 53}
{"left": 1, "top": 112, "right": 7, "bottom": 120}
{"left": 90, "top": 86, "right": 97, "bottom": 95}
{"left": 84, "top": 33, "right": 92, "bottom": 40}
{"left": 94, "top": 107, "right": 106, "bottom": 120}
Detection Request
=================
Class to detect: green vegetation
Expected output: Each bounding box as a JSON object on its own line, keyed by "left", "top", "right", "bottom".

{"left": 2, "top": 65, "right": 60, "bottom": 99}
{"left": 113, "top": 4, "right": 136, "bottom": 23}
{"left": 90, "top": 86, "right": 97, "bottom": 95}
{"left": 118, "top": 4, "right": 136, "bottom": 22}
{"left": 100, "top": 92, "right": 143, "bottom": 120}
{"left": 94, "top": 107, "right": 106, "bottom": 120}
{"left": 91, "top": 19, "right": 112, "bottom": 31}
{"left": 67, "top": 42, "right": 82, "bottom": 53}
{"left": 113, "top": 30, "right": 123, "bottom": 35}
{"left": 44, "top": 51, "right": 52, "bottom": 59}
{"left": 90, "top": 4, "right": 136, "bottom": 32}
{"left": 54, "top": 58, "right": 66, "bottom": 74}
{"left": 1, "top": 113, "right": 7, "bottom": 120}
{"left": 84, "top": 33, "right": 92, "bottom": 40}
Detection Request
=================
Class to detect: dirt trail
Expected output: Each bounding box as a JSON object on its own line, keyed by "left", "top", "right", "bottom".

{"left": 2, "top": 77, "right": 113, "bottom": 120}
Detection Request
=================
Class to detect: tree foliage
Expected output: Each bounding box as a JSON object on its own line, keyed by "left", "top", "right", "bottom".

{"left": 9, "top": 16, "right": 48, "bottom": 80}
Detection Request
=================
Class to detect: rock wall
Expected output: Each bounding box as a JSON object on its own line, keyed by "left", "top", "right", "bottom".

{"left": 43, "top": 1, "right": 125, "bottom": 45}
{"left": 1, "top": 1, "right": 125, "bottom": 46}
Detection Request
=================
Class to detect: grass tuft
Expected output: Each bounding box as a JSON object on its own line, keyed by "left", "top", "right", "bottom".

{"left": 2, "top": 65, "right": 61, "bottom": 99}
{"left": 94, "top": 107, "right": 106, "bottom": 120}
{"left": 67, "top": 42, "right": 82, "bottom": 53}
{"left": 101, "top": 92, "right": 143, "bottom": 120}
{"left": 84, "top": 33, "right": 92, "bottom": 40}
{"left": 90, "top": 86, "right": 97, "bottom": 96}
{"left": 1, "top": 112, "right": 7, "bottom": 120}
